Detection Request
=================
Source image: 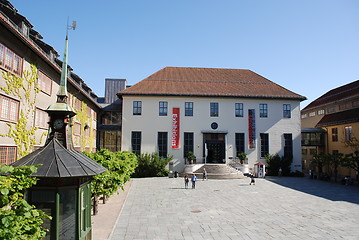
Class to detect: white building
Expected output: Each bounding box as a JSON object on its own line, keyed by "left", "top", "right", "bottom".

{"left": 119, "top": 67, "right": 306, "bottom": 173}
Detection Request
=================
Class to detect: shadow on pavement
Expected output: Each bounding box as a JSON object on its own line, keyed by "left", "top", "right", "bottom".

{"left": 266, "top": 176, "right": 359, "bottom": 205}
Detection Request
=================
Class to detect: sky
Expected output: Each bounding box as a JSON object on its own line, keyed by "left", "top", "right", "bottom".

{"left": 9, "top": 0, "right": 359, "bottom": 108}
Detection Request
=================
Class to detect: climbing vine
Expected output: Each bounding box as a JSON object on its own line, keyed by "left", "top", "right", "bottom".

{"left": 0, "top": 64, "right": 47, "bottom": 158}
{"left": 74, "top": 101, "right": 95, "bottom": 151}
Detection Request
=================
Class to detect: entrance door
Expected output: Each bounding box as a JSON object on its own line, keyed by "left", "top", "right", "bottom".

{"left": 204, "top": 133, "right": 226, "bottom": 163}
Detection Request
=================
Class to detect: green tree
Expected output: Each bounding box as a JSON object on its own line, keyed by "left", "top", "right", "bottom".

{"left": 341, "top": 151, "right": 359, "bottom": 183}
{"left": 265, "top": 154, "right": 281, "bottom": 176}
{"left": 0, "top": 165, "right": 51, "bottom": 240}
{"left": 326, "top": 153, "right": 344, "bottom": 182}
{"left": 132, "top": 153, "right": 172, "bottom": 178}
{"left": 311, "top": 153, "right": 326, "bottom": 176}
{"left": 265, "top": 154, "right": 293, "bottom": 176}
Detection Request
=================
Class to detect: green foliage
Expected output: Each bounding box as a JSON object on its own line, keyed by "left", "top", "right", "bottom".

{"left": 265, "top": 154, "right": 293, "bottom": 176}
{"left": 185, "top": 151, "right": 195, "bottom": 161}
{"left": 342, "top": 151, "right": 359, "bottom": 173}
{"left": 311, "top": 153, "right": 326, "bottom": 174}
{"left": 0, "top": 165, "right": 51, "bottom": 240}
{"left": 84, "top": 149, "right": 138, "bottom": 197}
{"left": 237, "top": 152, "right": 247, "bottom": 161}
{"left": 1, "top": 64, "right": 45, "bottom": 158}
{"left": 265, "top": 154, "right": 281, "bottom": 176}
{"left": 132, "top": 153, "right": 172, "bottom": 178}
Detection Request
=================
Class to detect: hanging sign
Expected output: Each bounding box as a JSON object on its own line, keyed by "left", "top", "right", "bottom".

{"left": 248, "top": 109, "right": 256, "bottom": 149}
{"left": 172, "top": 108, "right": 180, "bottom": 149}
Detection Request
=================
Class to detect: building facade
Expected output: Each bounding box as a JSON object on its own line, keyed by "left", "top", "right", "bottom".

{"left": 97, "top": 78, "right": 127, "bottom": 152}
{"left": 0, "top": 0, "right": 100, "bottom": 164}
{"left": 301, "top": 80, "right": 359, "bottom": 178}
{"left": 119, "top": 67, "right": 306, "bottom": 173}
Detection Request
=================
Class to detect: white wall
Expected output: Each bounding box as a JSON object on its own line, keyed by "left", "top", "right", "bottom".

{"left": 121, "top": 96, "right": 302, "bottom": 172}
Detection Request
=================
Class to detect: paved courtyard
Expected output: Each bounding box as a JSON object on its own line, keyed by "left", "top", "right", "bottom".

{"left": 110, "top": 177, "right": 359, "bottom": 240}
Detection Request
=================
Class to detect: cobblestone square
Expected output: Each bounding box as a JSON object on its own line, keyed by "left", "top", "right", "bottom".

{"left": 111, "top": 177, "right": 359, "bottom": 240}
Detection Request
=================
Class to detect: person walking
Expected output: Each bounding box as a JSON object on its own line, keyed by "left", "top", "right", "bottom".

{"left": 191, "top": 174, "right": 197, "bottom": 189}
{"left": 249, "top": 173, "right": 255, "bottom": 185}
{"left": 202, "top": 168, "right": 207, "bottom": 181}
{"left": 184, "top": 175, "right": 189, "bottom": 189}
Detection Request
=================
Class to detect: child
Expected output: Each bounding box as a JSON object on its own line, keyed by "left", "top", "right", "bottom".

{"left": 184, "top": 175, "right": 189, "bottom": 189}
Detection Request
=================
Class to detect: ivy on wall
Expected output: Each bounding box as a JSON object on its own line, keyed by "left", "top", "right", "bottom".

{"left": 74, "top": 101, "right": 95, "bottom": 151}
{"left": 0, "top": 64, "right": 47, "bottom": 158}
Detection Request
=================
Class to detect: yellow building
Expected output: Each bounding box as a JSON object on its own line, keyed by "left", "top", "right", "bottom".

{"left": 301, "top": 80, "right": 359, "bottom": 179}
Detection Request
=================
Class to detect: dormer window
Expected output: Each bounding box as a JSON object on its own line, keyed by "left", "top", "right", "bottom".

{"left": 22, "top": 22, "right": 29, "bottom": 37}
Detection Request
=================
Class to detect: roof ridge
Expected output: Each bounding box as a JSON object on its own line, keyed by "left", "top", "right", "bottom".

{"left": 144, "top": 78, "right": 273, "bottom": 84}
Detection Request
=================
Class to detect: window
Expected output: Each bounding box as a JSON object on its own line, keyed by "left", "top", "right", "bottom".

{"left": 259, "top": 104, "right": 267, "bottom": 118}
{"left": 260, "top": 133, "right": 269, "bottom": 157}
{"left": 302, "top": 149, "right": 308, "bottom": 155}
{"left": 309, "top": 112, "right": 316, "bottom": 117}
{"left": 210, "top": 102, "right": 219, "bottom": 117}
{"left": 0, "top": 146, "right": 17, "bottom": 165}
{"left": 0, "top": 43, "right": 23, "bottom": 75}
{"left": 131, "top": 131, "right": 141, "bottom": 154}
{"left": 339, "top": 102, "right": 351, "bottom": 111}
{"left": 133, "top": 101, "right": 142, "bottom": 115}
{"left": 235, "top": 133, "right": 245, "bottom": 156}
{"left": 284, "top": 134, "right": 293, "bottom": 159}
{"left": 158, "top": 132, "right": 168, "bottom": 158}
{"left": 35, "top": 108, "right": 49, "bottom": 129}
{"left": 283, "top": 104, "right": 291, "bottom": 118}
{"left": 75, "top": 98, "right": 82, "bottom": 111}
{"left": 345, "top": 126, "right": 352, "bottom": 142}
{"left": 235, "top": 103, "right": 243, "bottom": 117}
{"left": 0, "top": 95, "right": 19, "bottom": 122}
{"left": 0, "top": 44, "right": 4, "bottom": 66}
{"left": 317, "top": 109, "right": 325, "bottom": 115}
{"left": 327, "top": 107, "right": 335, "bottom": 114}
{"left": 332, "top": 128, "right": 338, "bottom": 142}
{"left": 73, "top": 122, "right": 81, "bottom": 136}
{"left": 301, "top": 114, "right": 307, "bottom": 119}
{"left": 159, "top": 101, "right": 168, "bottom": 116}
{"left": 101, "top": 111, "right": 121, "bottom": 125}
{"left": 84, "top": 126, "right": 90, "bottom": 138}
{"left": 86, "top": 106, "right": 91, "bottom": 117}
{"left": 37, "top": 71, "right": 52, "bottom": 95}
{"left": 183, "top": 132, "right": 194, "bottom": 159}
{"left": 185, "top": 102, "right": 193, "bottom": 116}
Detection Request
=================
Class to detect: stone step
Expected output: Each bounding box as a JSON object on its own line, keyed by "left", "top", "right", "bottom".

{"left": 182, "top": 164, "right": 246, "bottom": 179}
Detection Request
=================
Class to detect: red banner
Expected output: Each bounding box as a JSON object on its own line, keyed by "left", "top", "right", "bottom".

{"left": 248, "top": 109, "right": 256, "bottom": 149}
{"left": 172, "top": 108, "right": 180, "bottom": 149}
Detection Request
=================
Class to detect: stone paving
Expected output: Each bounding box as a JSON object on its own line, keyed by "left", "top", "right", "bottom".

{"left": 110, "top": 176, "right": 359, "bottom": 240}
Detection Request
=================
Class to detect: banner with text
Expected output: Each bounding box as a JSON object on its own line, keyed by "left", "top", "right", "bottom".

{"left": 248, "top": 109, "right": 256, "bottom": 149}
{"left": 172, "top": 108, "right": 180, "bottom": 149}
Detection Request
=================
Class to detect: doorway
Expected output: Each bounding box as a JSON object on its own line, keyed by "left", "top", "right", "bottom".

{"left": 204, "top": 133, "right": 226, "bottom": 163}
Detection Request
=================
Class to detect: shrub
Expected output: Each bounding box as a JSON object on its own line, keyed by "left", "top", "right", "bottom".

{"left": 0, "top": 165, "right": 51, "bottom": 240}
{"left": 289, "top": 170, "right": 305, "bottom": 177}
{"left": 265, "top": 154, "right": 293, "bottom": 176}
{"left": 84, "top": 149, "right": 138, "bottom": 197}
{"left": 132, "top": 153, "right": 172, "bottom": 178}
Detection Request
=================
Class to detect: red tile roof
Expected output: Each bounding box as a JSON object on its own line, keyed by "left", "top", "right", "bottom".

{"left": 119, "top": 67, "right": 306, "bottom": 100}
{"left": 303, "top": 80, "right": 359, "bottom": 111}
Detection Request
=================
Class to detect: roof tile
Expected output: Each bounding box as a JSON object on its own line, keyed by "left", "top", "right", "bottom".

{"left": 119, "top": 67, "right": 306, "bottom": 100}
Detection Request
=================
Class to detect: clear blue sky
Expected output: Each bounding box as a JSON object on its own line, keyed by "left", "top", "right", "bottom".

{"left": 10, "top": 0, "right": 359, "bottom": 108}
